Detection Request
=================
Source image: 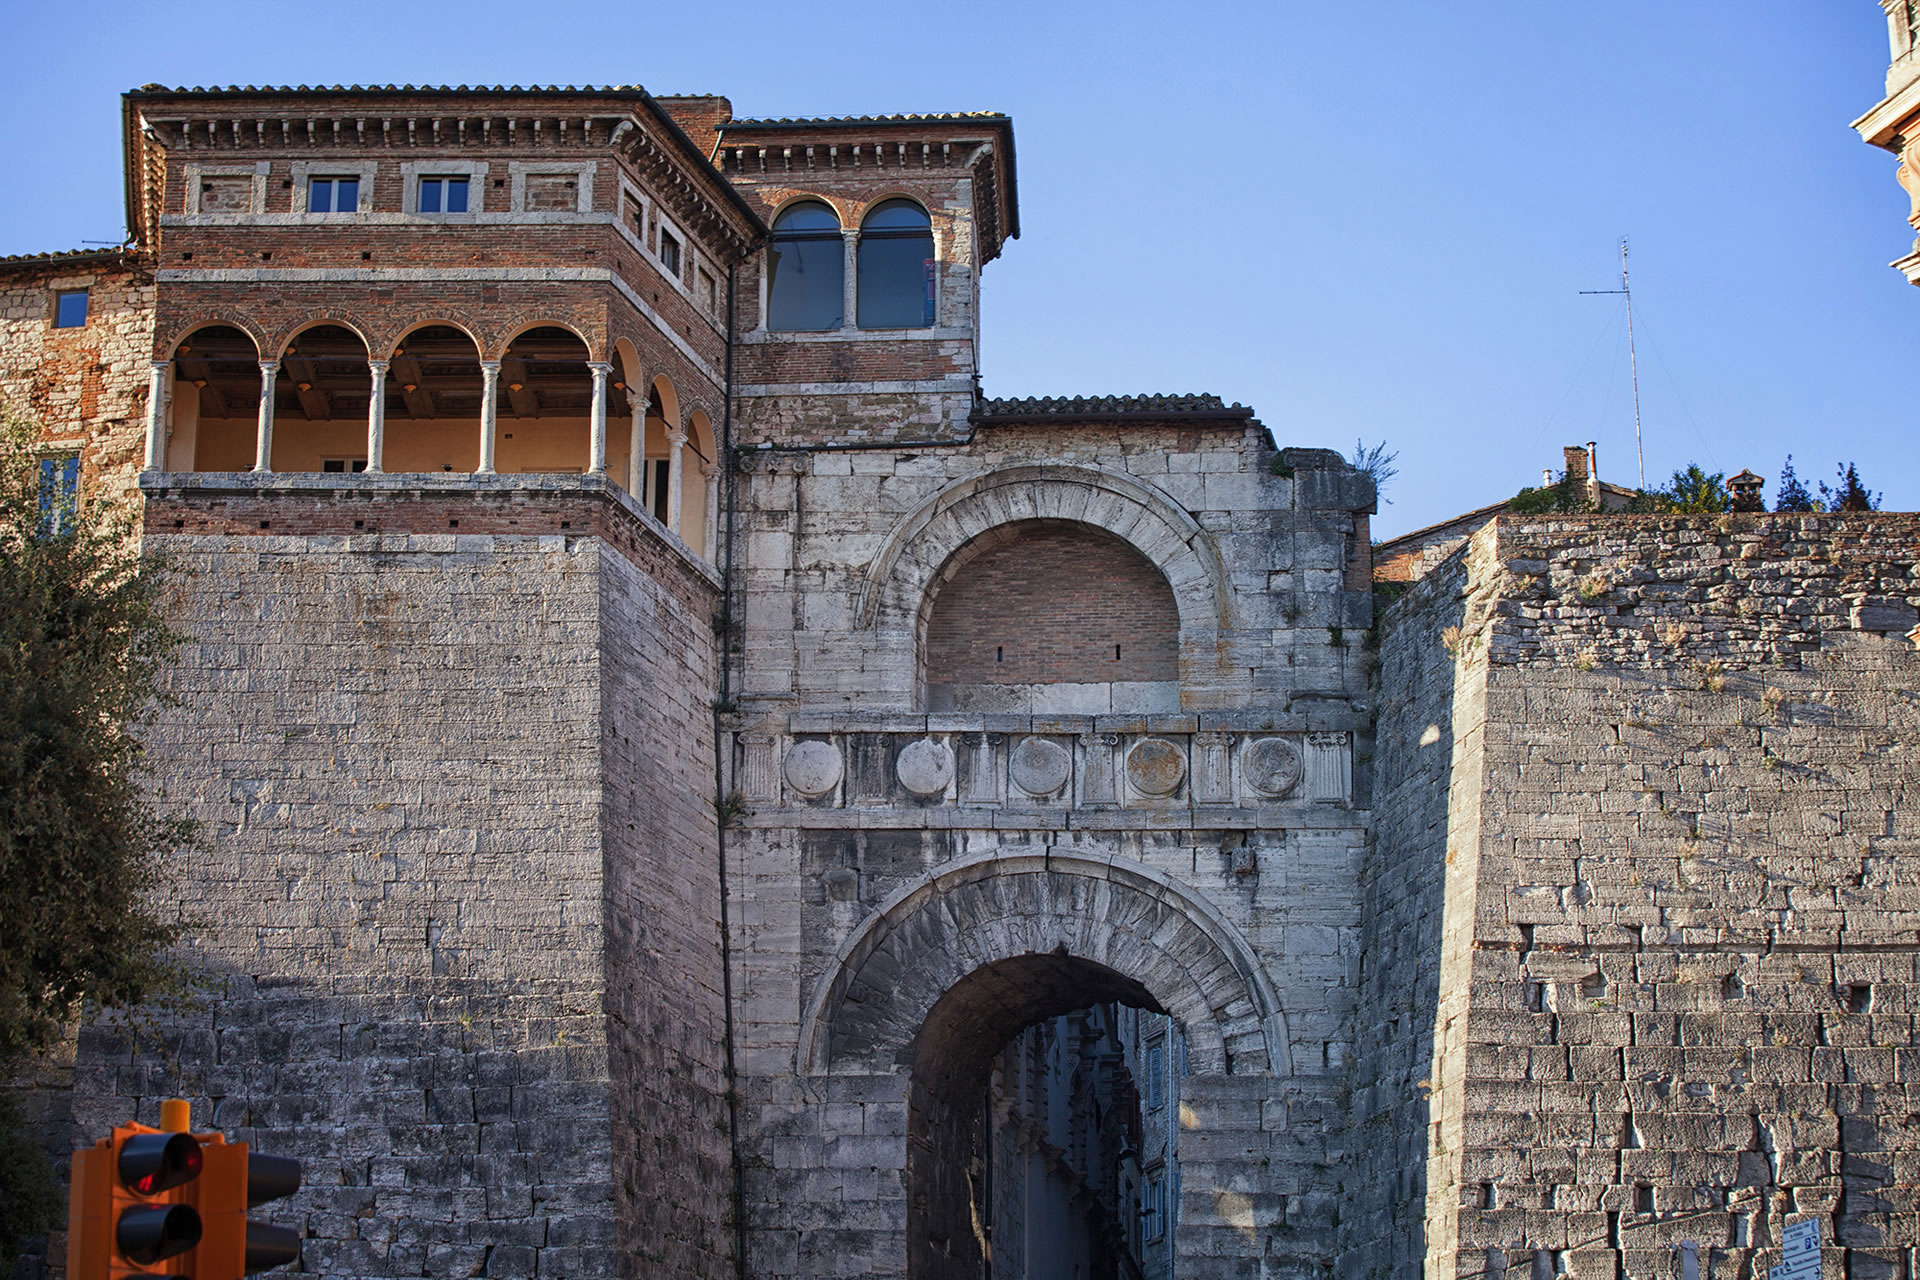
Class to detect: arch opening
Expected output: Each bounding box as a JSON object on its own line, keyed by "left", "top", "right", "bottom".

{"left": 858, "top": 197, "right": 935, "bottom": 329}
{"left": 909, "top": 955, "right": 1184, "bottom": 1280}
{"left": 383, "top": 324, "right": 484, "bottom": 472}
{"left": 267, "top": 324, "right": 373, "bottom": 472}
{"left": 922, "top": 519, "right": 1181, "bottom": 714}
{"left": 767, "top": 200, "right": 844, "bottom": 331}
{"left": 492, "top": 325, "right": 594, "bottom": 474}
{"left": 168, "top": 324, "right": 261, "bottom": 471}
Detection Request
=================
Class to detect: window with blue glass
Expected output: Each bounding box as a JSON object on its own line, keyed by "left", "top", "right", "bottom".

{"left": 308, "top": 177, "right": 359, "bottom": 213}
{"left": 54, "top": 290, "right": 88, "bottom": 328}
{"left": 857, "top": 199, "right": 935, "bottom": 329}
{"left": 418, "top": 176, "right": 469, "bottom": 213}
{"left": 38, "top": 453, "right": 79, "bottom": 535}
{"left": 766, "top": 201, "right": 844, "bottom": 332}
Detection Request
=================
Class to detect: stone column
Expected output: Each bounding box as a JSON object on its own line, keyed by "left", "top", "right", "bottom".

{"left": 666, "top": 426, "right": 686, "bottom": 534}
{"left": 477, "top": 360, "right": 501, "bottom": 475}
{"left": 628, "top": 397, "right": 647, "bottom": 498}
{"left": 365, "top": 359, "right": 389, "bottom": 473}
{"left": 703, "top": 461, "right": 720, "bottom": 561}
{"left": 841, "top": 230, "right": 860, "bottom": 330}
{"left": 253, "top": 359, "right": 279, "bottom": 473}
{"left": 587, "top": 361, "right": 612, "bottom": 476}
{"left": 142, "top": 360, "right": 170, "bottom": 472}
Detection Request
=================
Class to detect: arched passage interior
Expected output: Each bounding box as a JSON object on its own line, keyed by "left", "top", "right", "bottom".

{"left": 909, "top": 954, "right": 1177, "bottom": 1280}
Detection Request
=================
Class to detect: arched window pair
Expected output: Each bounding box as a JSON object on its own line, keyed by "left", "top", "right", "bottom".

{"left": 767, "top": 199, "right": 935, "bottom": 332}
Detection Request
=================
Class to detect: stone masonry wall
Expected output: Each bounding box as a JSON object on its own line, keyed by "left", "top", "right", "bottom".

{"left": 64, "top": 495, "right": 727, "bottom": 1279}
{"left": 0, "top": 257, "right": 154, "bottom": 507}
{"left": 1376, "top": 513, "right": 1920, "bottom": 1280}
{"left": 597, "top": 539, "right": 733, "bottom": 1278}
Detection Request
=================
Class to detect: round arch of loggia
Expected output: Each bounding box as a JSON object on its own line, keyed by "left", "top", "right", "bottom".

{"left": 793, "top": 848, "right": 1292, "bottom": 1079}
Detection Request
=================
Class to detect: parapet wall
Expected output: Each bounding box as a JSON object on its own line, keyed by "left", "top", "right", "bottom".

{"left": 1369, "top": 513, "right": 1920, "bottom": 1280}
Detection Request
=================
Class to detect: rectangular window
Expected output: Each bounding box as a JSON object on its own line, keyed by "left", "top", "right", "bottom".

{"left": 659, "top": 227, "right": 682, "bottom": 279}
{"left": 418, "top": 176, "right": 469, "bottom": 214}
{"left": 1146, "top": 1035, "right": 1167, "bottom": 1109}
{"left": 38, "top": 453, "right": 80, "bottom": 535}
{"left": 1142, "top": 1177, "right": 1165, "bottom": 1242}
{"left": 308, "top": 177, "right": 359, "bottom": 213}
{"left": 700, "top": 267, "right": 718, "bottom": 315}
{"left": 651, "top": 459, "right": 671, "bottom": 522}
{"left": 320, "top": 458, "right": 368, "bottom": 473}
{"left": 53, "top": 290, "right": 88, "bottom": 328}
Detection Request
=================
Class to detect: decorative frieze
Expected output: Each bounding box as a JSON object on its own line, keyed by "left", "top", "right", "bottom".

{"left": 756, "top": 723, "right": 1352, "bottom": 812}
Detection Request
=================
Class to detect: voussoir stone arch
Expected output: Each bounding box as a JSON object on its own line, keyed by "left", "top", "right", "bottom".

{"left": 857, "top": 463, "right": 1231, "bottom": 637}
{"left": 795, "top": 850, "right": 1290, "bottom": 1079}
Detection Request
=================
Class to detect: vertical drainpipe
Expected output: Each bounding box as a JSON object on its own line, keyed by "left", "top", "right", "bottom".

{"left": 713, "top": 249, "right": 753, "bottom": 1280}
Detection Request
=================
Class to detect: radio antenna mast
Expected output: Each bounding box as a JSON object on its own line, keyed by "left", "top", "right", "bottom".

{"left": 1579, "top": 237, "right": 1645, "bottom": 489}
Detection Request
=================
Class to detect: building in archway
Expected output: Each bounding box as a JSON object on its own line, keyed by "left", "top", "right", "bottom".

{"left": 1855, "top": 0, "right": 1920, "bottom": 285}
{"left": 5, "top": 78, "right": 1920, "bottom": 1280}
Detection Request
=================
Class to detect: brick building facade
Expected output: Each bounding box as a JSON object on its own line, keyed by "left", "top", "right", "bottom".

{"left": 2, "top": 73, "right": 1917, "bottom": 1280}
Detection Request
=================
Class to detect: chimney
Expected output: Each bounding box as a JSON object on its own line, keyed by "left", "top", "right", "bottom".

{"left": 1563, "top": 445, "right": 1590, "bottom": 484}
{"left": 1586, "top": 441, "right": 1600, "bottom": 506}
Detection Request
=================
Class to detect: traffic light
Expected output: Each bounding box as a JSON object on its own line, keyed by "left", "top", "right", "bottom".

{"left": 192, "top": 1136, "right": 301, "bottom": 1276}
{"left": 68, "top": 1117, "right": 205, "bottom": 1278}
{"left": 67, "top": 1100, "right": 301, "bottom": 1279}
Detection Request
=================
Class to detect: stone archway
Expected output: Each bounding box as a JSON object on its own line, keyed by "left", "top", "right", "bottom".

{"left": 852, "top": 465, "right": 1236, "bottom": 707}
{"left": 795, "top": 850, "right": 1288, "bottom": 1081}
{"left": 793, "top": 850, "right": 1289, "bottom": 1279}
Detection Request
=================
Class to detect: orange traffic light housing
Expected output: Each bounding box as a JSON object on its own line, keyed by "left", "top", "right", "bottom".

{"left": 67, "top": 1104, "right": 300, "bottom": 1280}
{"left": 190, "top": 1137, "right": 301, "bottom": 1277}
{"left": 67, "top": 1122, "right": 205, "bottom": 1278}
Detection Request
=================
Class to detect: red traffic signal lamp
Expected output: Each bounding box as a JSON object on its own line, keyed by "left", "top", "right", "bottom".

{"left": 68, "top": 1100, "right": 301, "bottom": 1279}
{"left": 68, "top": 1122, "right": 205, "bottom": 1277}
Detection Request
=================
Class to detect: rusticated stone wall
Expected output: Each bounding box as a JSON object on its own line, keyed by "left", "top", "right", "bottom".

{"left": 63, "top": 477, "right": 726, "bottom": 1279}
{"left": 1366, "top": 513, "right": 1920, "bottom": 1280}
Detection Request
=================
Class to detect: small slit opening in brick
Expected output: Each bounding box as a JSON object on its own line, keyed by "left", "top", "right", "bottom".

{"left": 1847, "top": 983, "right": 1874, "bottom": 1013}
{"left": 258, "top": 520, "right": 269, "bottom": 529}
{"left": 448, "top": 519, "right": 459, "bottom": 528}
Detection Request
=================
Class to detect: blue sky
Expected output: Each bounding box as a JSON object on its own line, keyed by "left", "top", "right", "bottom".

{"left": 1, "top": 0, "right": 1910, "bottom": 538}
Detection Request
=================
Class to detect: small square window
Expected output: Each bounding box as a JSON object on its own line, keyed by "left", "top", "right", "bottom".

{"left": 699, "top": 267, "right": 718, "bottom": 315}
{"left": 659, "top": 227, "right": 682, "bottom": 279}
{"left": 308, "top": 177, "right": 360, "bottom": 213}
{"left": 37, "top": 453, "right": 80, "bottom": 535}
{"left": 54, "top": 290, "right": 88, "bottom": 328}
{"left": 418, "top": 176, "right": 469, "bottom": 214}
{"left": 321, "top": 458, "right": 369, "bottom": 473}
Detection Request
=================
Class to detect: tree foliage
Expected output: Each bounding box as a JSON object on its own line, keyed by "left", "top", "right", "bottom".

{"left": 0, "top": 423, "right": 191, "bottom": 1063}
{"left": 1819, "top": 462, "right": 1881, "bottom": 513}
{"left": 0, "top": 420, "right": 194, "bottom": 1257}
{"left": 1775, "top": 456, "right": 1816, "bottom": 512}
{"left": 1648, "top": 463, "right": 1731, "bottom": 514}
{"left": 1509, "top": 474, "right": 1598, "bottom": 514}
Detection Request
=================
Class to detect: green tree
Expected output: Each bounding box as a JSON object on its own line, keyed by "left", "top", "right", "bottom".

{"left": 1509, "top": 473, "right": 1598, "bottom": 514}
{"left": 1819, "top": 462, "right": 1881, "bottom": 512}
{"left": 1652, "top": 463, "right": 1730, "bottom": 514}
{"left": 1775, "top": 456, "right": 1816, "bottom": 512}
{"left": 0, "top": 421, "right": 193, "bottom": 1261}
